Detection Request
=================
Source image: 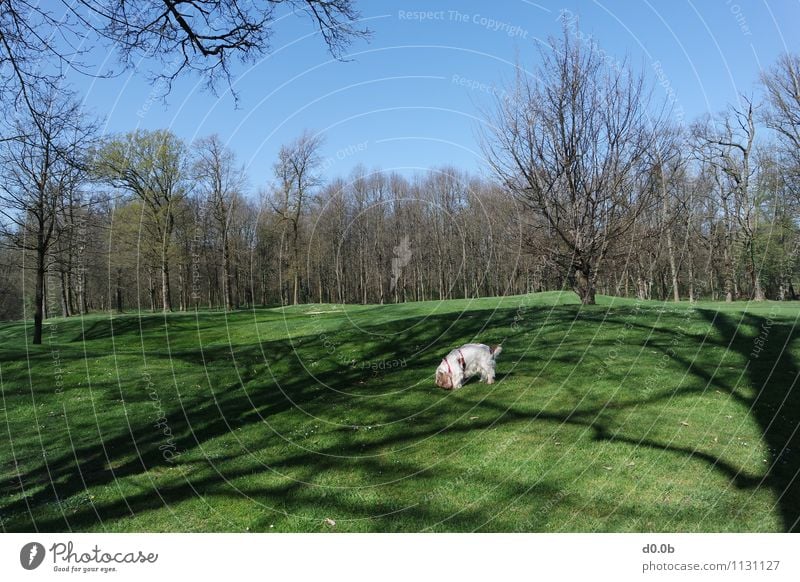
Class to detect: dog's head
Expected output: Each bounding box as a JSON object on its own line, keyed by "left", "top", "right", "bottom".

{"left": 435, "top": 365, "right": 453, "bottom": 390}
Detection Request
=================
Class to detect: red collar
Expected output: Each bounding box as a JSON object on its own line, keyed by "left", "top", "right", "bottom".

{"left": 443, "top": 349, "right": 467, "bottom": 375}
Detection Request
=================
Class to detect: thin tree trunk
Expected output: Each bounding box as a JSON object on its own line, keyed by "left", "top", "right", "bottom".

{"left": 66, "top": 267, "right": 76, "bottom": 315}
{"left": 666, "top": 227, "right": 680, "bottom": 302}
{"left": 33, "top": 261, "right": 45, "bottom": 345}
{"left": 60, "top": 269, "right": 71, "bottom": 317}
{"left": 222, "top": 235, "right": 234, "bottom": 310}
{"left": 148, "top": 270, "right": 156, "bottom": 312}
{"left": 115, "top": 269, "right": 123, "bottom": 313}
{"left": 749, "top": 238, "right": 765, "bottom": 301}
{"left": 177, "top": 265, "right": 185, "bottom": 311}
{"left": 161, "top": 258, "right": 172, "bottom": 311}
{"left": 80, "top": 269, "right": 88, "bottom": 314}
{"left": 723, "top": 245, "right": 734, "bottom": 302}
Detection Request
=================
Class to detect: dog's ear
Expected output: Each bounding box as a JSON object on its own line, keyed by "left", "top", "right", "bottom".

{"left": 491, "top": 345, "right": 502, "bottom": 357}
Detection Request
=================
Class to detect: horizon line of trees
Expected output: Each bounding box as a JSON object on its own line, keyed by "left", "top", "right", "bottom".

{"left": 1, "top": 116, "right": 799, "bottom": 319}
{"left": 0, "top": 0, "right": 367, "bottom": 343}
{"left": 3, "top": 19, "right": 800, "bottom": 344}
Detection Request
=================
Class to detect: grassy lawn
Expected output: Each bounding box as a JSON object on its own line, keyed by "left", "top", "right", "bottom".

{"left": 1, "top": 291, "right": 798, "bottom": 532}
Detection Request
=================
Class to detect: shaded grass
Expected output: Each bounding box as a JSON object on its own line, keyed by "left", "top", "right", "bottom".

{"left": 0, "top": 291, "right": 798, "bottom": 532}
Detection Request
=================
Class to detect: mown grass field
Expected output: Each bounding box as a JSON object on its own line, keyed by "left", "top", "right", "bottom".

{"left": 1, "top": 292, "right": 799, "bottom": 532}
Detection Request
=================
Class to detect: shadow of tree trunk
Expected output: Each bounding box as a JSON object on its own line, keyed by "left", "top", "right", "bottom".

{"left": 697, "top": 309, "right": 800, "bottom": 532}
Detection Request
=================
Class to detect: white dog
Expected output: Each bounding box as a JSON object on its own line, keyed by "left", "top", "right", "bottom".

{"left": 435, "top": 343, "right": 502, "bottom": 390}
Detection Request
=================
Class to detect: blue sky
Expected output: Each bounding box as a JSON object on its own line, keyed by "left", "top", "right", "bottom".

{"left": 69, "top": 0, "right": 800, "bottom": 193}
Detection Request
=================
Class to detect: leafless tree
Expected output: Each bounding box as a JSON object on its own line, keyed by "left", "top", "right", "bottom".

{"left": 762, "top": 53, "right": 800, "bottom": 191}
{"left": 0, "top": 87, "right": 97, "bottom": 343}
{"left": 272, "top": 131, "right": 324, "bottom": 305}
{"left": 481, "top": 21, "right": 666, "bottom": 304}
{"left": 0, "top": 0, "right": 368, "bottom": 117}
{"left": 693, "top": 98, "right": 763, "bottom": 301}
{"left": 193, "top": 135, "right": 246, "bottom": 310}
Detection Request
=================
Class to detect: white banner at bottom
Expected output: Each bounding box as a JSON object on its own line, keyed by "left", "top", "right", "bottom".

{"left": 1, "top": 533, "right": 797, "bottom": 581}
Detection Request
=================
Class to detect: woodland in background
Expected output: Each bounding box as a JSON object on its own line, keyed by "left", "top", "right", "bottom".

{"left": 3, "top": 16, "right": 800, "bottom": 326}
{"left": 2, "top": 119, "right": 799, "bottom": 320}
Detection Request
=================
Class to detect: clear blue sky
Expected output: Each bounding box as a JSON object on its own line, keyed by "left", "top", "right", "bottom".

{"left": 69, "top": 0, "right": 800, "bottom": 193}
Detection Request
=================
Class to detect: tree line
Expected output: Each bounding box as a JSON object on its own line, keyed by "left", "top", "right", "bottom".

{"left": 0, "top": 0, "right": 365, "bottom": 343}
{"left": 2, "top": 15, "right": 800, "bottom": 344}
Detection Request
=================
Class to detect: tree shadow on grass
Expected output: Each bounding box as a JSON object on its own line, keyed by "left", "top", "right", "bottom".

{"left": 2, "top": 302, "right": 799, "bottom": 531}
{"left": 586, "top": 308, "right": 800, "bottom": 531}
{"left": 0, "top": 305, "right": 541, "bottom": 531}
{"left": 695, "top": 309, "right": 800, "bottom": 532}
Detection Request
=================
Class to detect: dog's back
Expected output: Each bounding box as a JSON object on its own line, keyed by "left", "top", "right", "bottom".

{"left": 455, "top": 343, "right": 502, "bottom": 367}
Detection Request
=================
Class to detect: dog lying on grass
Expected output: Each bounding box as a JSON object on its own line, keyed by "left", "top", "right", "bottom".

{"left": 435, "top": 343, "right": 502, "bottom": 390}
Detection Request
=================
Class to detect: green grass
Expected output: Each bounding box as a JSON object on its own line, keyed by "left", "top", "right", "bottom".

{"left": 1, "top": 291, "right": 799, "bottom": 532}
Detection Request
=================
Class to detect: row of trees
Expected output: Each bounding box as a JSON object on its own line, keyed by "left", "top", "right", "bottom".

{"left": 483, "top": 25, "right": 800, "bottom": 305}
{"left": 2, "top": 111, "right": 798, "bottom": 318}
{"left": 3, "top": 18, "right": 800, "bottom": 344}
{"left": 0, "top": 0, "right": 366, "bottom": 343}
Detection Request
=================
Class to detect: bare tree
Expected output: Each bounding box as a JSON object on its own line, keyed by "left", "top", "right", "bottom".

{"left": 0, "top": 0, "right": 368, "bottom": 117}
{"left": 193, "top": 135, "right": 246, "bottom": 310}
{"left": 482, "top": 22, "right": 666, "bottom": 304}
{"left": 693, "top": 99, "right": 763, "bottom": 301}
{"left": 0, "top": 87, "right": 97, "bottom": 343}
{"left": 649, "top": 128, "right": 688, "bottom": 302}
{"left": 762, "top": 53, "right": 800, "bottom": 187}
{"left": 272, "top": 131, "right": 324, "bottom": 305}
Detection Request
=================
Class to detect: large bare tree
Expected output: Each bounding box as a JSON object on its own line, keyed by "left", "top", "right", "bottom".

{"left": 482, "top": 22, "right": 666, "bottom": 304}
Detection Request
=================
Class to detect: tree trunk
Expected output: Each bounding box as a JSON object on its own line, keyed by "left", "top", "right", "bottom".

{"left": 177, "top": 266, "right": 185, "bottom": 311}
{"left": 115, "top": 269, "right": 123, "bottom": 313}
{"left": 60, "top": 269, "right": 71, "bottom": 317}
{"left": 148, "top": 270, "right": 156, "bottom": 312}
{"left": 753, "top": 274, "right": 765, "bottom": 301}
{"left": 666, "top": 228, "right": 680, "bottom": 302}
{"left": 161, "top": 258, "right": 172, "bottom": 311}
{"left": 80, "top": 269, "right": 88, "bottom": 314}
{"left": 686, "top": 228, "right": 695, "bottom": 302}
{"left": 33, "top": 261, "right": 45, "bottom": 345}
{"left": 573, "top": 266, "right": 596, "bottom": 305}
{"left": 749, "top": 241, "right": 765, "bottom": 301}
{"left": 222, "top": 235, "right": 234, "bottom": 310}
{"left": 336, "top": 258, "right": 343, "bottom": 304}
{"left": 723, "top": 246, "right": 734, "bottom": 303}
